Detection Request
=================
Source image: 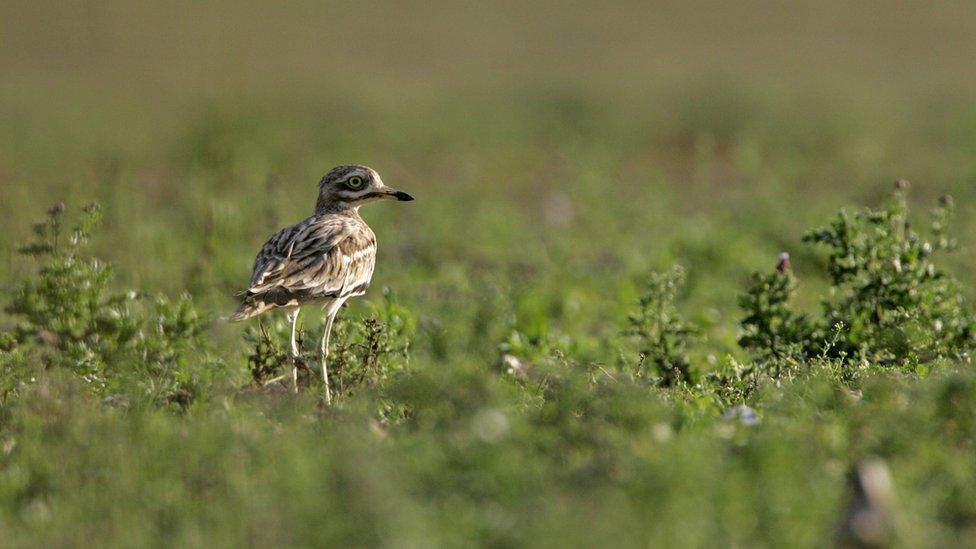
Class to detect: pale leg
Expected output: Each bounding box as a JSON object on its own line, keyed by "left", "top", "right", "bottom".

{"left": 287, "top": 307, "right": 301, "bottom": 393}
{"left": 319, "top": 299, "right": 344, "bottom": 405}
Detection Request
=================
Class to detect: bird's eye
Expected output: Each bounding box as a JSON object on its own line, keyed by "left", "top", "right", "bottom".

{"left": 346, "top": 176, "right": 365, "bottom": 190}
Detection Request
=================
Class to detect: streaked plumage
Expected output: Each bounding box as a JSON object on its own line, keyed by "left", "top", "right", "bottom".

{"left": 232, "top": 165, "right": 413, "bottom": 403}
{"left": 231, "top": 214, "right": 376, "bottom": 320}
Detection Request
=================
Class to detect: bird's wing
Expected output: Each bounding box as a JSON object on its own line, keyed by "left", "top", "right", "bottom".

{"left": 246, "top": 216, "right": 365, "bottom": 295}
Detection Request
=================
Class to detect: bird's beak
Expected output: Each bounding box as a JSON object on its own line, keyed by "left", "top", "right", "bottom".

{"left": 384, "top": 188, "right": 414, "bottom": 201}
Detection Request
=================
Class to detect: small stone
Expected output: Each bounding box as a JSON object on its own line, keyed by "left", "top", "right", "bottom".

{"left": 652, "top": 422, "right": 673, "bottom": 442}
{"left": 472, "top": 408, "right": 509, "bottom": 443}
{"left": 723, "top": 405, "right": 760, "bottom": 426}
{"left": 835, "top": 457, "right": 894, "bottom": 547}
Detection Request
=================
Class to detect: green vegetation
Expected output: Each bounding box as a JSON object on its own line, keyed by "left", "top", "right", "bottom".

{"left": 3, "top": 1, "right": 976, "bottom": 546}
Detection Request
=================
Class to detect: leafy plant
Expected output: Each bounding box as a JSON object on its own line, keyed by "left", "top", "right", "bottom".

{"left": 133, "top": 294, "right": 213, "bottom": 407}
{"left": 330, "top": 290, "right": 414, "bottom": 418}
{"left": 738, "top": 183, "right": 975, "bottom": 370}
{"left": 3, "top": 204, "right": 219, "bottom": 408}
{"left": 807, "top": 184, "right": 973, "bottom": 365}
{"left": 624, "top": 265, "right": 697, "bottom": 386}
{"left": 0, "top": 331, "right": 35, "bottom": 406}
{"left": 243, "top": 288, "right": 414, "bottom": 415}
{"left": 243, "top": 317, "right": 301, "bottom": 386}
{"left": 738, "top": 253, "right": 813, "bottom": 361}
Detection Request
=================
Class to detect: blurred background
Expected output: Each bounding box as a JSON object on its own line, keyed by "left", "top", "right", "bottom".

{"left": 5, "top": 3, "right": 976, "bottom": 545}
{"left": 3, "top": 0, "right": 976, "bottom": 354}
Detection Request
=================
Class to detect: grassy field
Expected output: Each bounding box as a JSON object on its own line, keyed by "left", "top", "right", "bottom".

{"left": 3, "top": 1, "right": 976, "bottom": 546}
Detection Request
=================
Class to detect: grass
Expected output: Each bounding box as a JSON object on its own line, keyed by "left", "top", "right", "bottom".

{"left": 3, "top": 1, "right": 976, "bottom": 546}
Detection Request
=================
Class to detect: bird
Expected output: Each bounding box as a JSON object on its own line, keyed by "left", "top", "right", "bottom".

{"left": 231, "top": 165, "right": 414, "bottom": 404}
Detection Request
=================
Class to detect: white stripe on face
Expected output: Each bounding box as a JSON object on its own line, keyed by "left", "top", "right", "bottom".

{"left": 336, "top": 188, "right": 371, "bottom": 200}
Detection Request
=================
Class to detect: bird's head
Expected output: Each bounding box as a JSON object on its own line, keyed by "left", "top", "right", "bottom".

{"left": 315, "top": 165, "right": 414, "bottom": 212}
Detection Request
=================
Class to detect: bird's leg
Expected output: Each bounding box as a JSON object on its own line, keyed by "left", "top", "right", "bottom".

{"left": 319, "top": 308, "right": 338, "bottom": 406}
{"left": 287, "top": 307, "right": 301, "bottom": 393}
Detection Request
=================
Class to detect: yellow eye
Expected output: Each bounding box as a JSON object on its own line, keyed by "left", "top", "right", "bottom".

{"left": 346, "top": 176, "right": 365, "bottom": 190}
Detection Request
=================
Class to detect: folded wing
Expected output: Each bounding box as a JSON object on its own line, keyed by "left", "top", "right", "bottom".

{"left": 232, "top": 216, "right": 376, "bottom": 320}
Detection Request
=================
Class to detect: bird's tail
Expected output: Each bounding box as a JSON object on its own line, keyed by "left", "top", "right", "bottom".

{"left": 229, "top": 294, "right": 273, "bottom": 322}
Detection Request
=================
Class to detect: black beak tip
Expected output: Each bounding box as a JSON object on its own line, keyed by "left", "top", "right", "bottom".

{"left": 394, "top": 191, "right": 415, "bottom": 202}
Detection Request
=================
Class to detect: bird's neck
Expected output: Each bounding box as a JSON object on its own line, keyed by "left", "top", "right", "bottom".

{"left": 315, "top": 200, "right": 361, "bottom": 217}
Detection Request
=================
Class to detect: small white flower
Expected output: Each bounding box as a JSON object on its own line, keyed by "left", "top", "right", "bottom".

{"left": 502, "top": 354, "right": 525, "bottom": 376}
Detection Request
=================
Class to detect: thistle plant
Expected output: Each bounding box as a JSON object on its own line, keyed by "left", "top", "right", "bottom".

{"left": 738, "top": 253, "right": 812, "bottom": 361}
